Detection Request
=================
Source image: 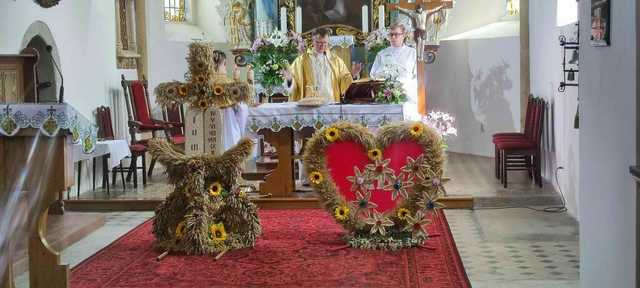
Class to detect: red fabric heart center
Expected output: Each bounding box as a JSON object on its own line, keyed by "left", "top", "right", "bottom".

{"left": 325, "top": 140, "right": 424, "bottom": 213}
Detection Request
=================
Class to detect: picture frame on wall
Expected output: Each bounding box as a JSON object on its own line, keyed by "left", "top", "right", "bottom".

{"left": 591, "top": 0, "right": 610, "bottom": 46}
{"left": 297, "top": 0, "right": 368, "bottom": 33}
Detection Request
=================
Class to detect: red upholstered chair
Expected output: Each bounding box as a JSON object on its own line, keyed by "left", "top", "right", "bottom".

{"left": 494, "top": 99, "right": 545, "bottom": 188}
{"left": 96, "top": 106, "right": 148, "bottom": 190}
{"left": 121, "top": 74, "right": 173, "bottom": 178}
{"left": 492, "top": 96, "right": 535, "bottom": 179}
{"left": 162, "top": 104, "right": 186, "bottom": 147}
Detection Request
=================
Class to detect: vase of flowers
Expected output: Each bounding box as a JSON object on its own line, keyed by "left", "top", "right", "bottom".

{"left": 364, "top": 29, "right": 390, "bottom": 69}
{"left": 374, "top": 75, "right": 408, "bottom": 104}
{"left": 250, "top": 30, "right": 305, "bottom": 90}
{"left": 422, "top": 111, "right": 457, "bottom": 150}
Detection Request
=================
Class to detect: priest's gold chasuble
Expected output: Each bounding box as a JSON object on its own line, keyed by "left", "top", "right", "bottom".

{"left": 289, "top": 51, "right": 353, "bottom": 102}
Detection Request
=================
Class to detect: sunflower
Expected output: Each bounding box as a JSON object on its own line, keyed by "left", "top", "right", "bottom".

{"left": 166, "top": 86, "right": 177, "bottom": 97}
{"left": 209, "top": 182, "right": 222, "bottom": 197}
{"left": 309, "top": 171, "right": 324, "bottom": 185}
{"left": 197, "top": 99, "right": 209, "bottom": 109}
{"left": 396, "top": 208, "right": 411, "bottom": 220}
{"left": 229, "top": 86, "right": 241, "bottom": 98}
{"left": 368, "top": 148, "right": 382, "bottom": 161}
{"left": 175, "top": 221, "right": 186, "bottom": 238}
{"left": 178, "top": 85, "right": 188, "bottom": 96}
{"left": 209, "top": 223, "right": 227, "bottom": 242}
{"left": 324, "top": 127, "right": 340, "bottom": 142}
{"left": 213, "top": 85, "right": 225, "bottom": 96}
{"left": 409, "top": 122, "right": 424, "bottom": 137}
{"left": 334, "top": 205, "right": 350, "bottom": 221}
{"left": 196, "top": 62, "right": 205, "bottom": 70}
{"left": 196, "top": 75, "right": 207, "bottom": 84}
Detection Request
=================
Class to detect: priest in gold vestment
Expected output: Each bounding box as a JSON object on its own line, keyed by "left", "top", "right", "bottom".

{"left": 283, "top": 28, "right": 363, "bottom": 103}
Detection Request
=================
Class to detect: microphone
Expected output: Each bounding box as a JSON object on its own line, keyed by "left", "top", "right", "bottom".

{"left": 46, "top": 45, "right": 64, "bottom": 103}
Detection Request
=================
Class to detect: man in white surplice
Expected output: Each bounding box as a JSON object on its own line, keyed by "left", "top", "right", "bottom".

{"left": 370, "top": 22, "right": 419, "bottom": 121}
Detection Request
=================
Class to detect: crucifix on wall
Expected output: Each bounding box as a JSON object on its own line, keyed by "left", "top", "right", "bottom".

{"left": 387, "top": 0, "right": 453, "bottom": 115}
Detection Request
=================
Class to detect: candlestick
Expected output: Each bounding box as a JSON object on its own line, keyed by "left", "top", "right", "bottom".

{"left": 378, "top": 5, "right": 385, "bottom": 30}
{"left": 362, "top": 5, "right": 369, "bottom": 33}
{"left": 295, "top": 6, "right": 302, "bottom": 33}
{"left": 280, "top": 7, "right": 287, "bottom": 32}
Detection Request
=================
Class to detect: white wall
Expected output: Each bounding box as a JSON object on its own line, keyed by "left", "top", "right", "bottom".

{"left": 426, "top": 37, "right": 521, "bottom": 157}
{"left": 0, "top": 0, "right": 120, "bottom": 119}
{"left": 578, "top": 0, "right": 637, "bottom": 287}
{"left": 529, "top": 0, "right": 580, "bottom": 218}
{"left": 440, "top": 0, "right": 509, "bottom": 39}
{"left": 145, "top": 0, "right": 231, "bottom": 115}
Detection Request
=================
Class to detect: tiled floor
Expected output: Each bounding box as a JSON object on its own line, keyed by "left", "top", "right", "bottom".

{"left": 446, "top": 208, "right": 580, "bottom": 287}
{"left": 14, "top": 208, "right": 579, "bottom": 287}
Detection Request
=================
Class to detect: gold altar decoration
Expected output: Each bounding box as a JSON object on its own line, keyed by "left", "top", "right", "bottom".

{"left": 150, "top": 138, "right": 261, "bottom": 255}
{"left": 154, "top": 42, "right": 251, "bottom": 109}
{"left": 279, "top": 0, "right": 389, "bottom": 45}
{"left": 226, "top": 0, "right": 253, "bottom": 49}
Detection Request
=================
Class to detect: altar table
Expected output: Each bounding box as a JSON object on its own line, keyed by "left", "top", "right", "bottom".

{"left": 247, "top": 103, "right": 404, "bottom": 197}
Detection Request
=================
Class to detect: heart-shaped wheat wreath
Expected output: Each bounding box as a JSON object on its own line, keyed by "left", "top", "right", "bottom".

{"left": 303, "top": 121, "right": 446, "bottom": 250}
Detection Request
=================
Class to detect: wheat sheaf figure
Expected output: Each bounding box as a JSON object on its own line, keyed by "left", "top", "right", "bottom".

{"left": 148, "top": 138, "right": 260, "bottom": 256}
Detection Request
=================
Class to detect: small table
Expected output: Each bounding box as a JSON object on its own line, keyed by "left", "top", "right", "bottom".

{"left": 247, "top": 102, "right": 404, "bottom": 197}
{"left": 71, "top": 139, "right": 130, "bottom": 197}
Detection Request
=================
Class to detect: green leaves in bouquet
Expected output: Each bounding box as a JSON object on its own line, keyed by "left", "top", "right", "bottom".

{"left": 249, "top": 34, "right": 301, "bottom": 88}
{"left": 374, "top": 77, "right": 408, "bottom": 104}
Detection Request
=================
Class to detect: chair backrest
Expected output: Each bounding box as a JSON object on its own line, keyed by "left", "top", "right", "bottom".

{"left": 164, "top": 104, "right": 185, "bottom": 136}
{"left": 96, "top": 106, "right": 115, "bottom": 140}
{"left": 523, "top": 95, "right": 535, "bottom": 139}
{"left": 531, "top": 98, "right": 546, "bottom": 144}
{"left": 121, "top": 74, "right": 152, "bottom": 125}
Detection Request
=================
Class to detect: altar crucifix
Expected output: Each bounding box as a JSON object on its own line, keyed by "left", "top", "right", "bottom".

{"left": 387, "top": 0, "right": 453, "bottom": 115}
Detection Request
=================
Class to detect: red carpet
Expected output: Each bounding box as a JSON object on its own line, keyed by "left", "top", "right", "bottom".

{"left": 71, "top": 210, "right": 470, "bottom": 288}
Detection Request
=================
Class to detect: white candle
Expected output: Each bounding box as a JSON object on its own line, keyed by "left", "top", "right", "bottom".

{"left": 295, "top": 6, "right": 302, "bottom": 33}
{"left": 362, "top": 5, "right": 369, "bottom": 33}
{"left": 280, "top": 7, "right": 287, "bottom": 32}
{"left": 378, "top": 5, "right": 385, "bottom": 30}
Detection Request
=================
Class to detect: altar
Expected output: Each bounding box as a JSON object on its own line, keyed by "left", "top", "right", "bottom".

{"left": 247, "top": 102, "right": 403, "bottom": 197}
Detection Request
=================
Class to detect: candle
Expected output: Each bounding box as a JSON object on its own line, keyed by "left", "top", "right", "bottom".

{"left": 378, "top": 5, "right": 385, "bottom": 30}
{"left": 362, "top": 5, "right": 369, "bottom": 33}
{"left": 295, "top": 6, "right": 302, "bottom": 33}
{"left": 280, "top": 7, "right": 287, "bottom": 32}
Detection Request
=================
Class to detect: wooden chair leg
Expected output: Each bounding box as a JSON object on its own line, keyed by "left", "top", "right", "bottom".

{"left": 147, "top": 156, "right": 156, "bottom": 178}
{"left": 142, "top": 153, "right": 147, "bottom": 186}
{"left": 102, "top": 155, "right": 110, "bottom": 195}
{"left": 495, "top": 145, "right": 501, "bottom": 179}
{"left": 77, "top": 161, "right": 82, "bottom": 198}
{"left": 502, "top": 150, "right": 508, "bottom": 188}
{"left": 535, "top": 151, "right": 543, "bottom": 187}
{"left": 119, "top": 162, "right": 126, "bottom": 191}
{"left": 126, "top": 157, "right": 135, "bottom": 182}
{"left": 92, "top": 157, "right": 97, "bottom": 191}
{"left": 132, "top": 155, "right": 138, "bottom": 188}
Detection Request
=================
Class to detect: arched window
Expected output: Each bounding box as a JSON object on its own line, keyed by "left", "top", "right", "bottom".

{"left": 164, "top": 0, "right": 191, "bottom": 22}
{"left": 557, "top": 0, "right": 578, "bottom": 27}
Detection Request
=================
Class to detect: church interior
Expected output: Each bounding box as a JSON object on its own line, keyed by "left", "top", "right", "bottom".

{"left": 0, "top": 0, "right": 636, "bottom": 287}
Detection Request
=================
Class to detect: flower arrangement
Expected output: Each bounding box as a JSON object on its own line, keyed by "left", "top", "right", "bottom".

{"left": 374, "top": 75, "right": 408, "bottom": 104}
{"left": 250, "top": 30, "right": 305, "bottom": 88}
{"left": 303, "top": 122, "right": 447, "bottom": 250}
{"left": 364, "top": 29, "right": 390, "bottom": 55}
{"left": 422, "top": 111, "right": 457, "bottom": 149}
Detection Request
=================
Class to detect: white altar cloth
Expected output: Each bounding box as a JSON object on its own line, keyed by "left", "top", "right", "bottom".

{"left": 246, "top": 102, "right": 405, "bottom": 133}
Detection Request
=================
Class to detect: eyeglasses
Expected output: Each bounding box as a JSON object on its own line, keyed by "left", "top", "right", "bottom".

{"left": 389, "top": 33, "right": 404, "bottom": 38}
